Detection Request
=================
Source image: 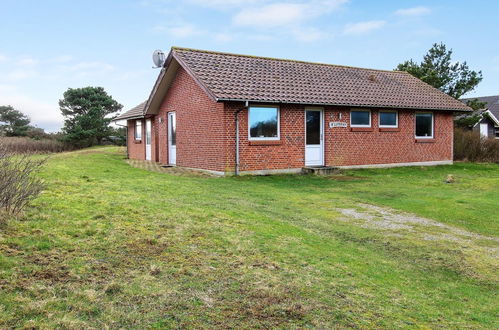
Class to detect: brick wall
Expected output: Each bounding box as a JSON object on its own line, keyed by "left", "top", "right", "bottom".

{"left": 224, "top": 103, "right": 453, "bottom": 172}
{"left": 324, "top": 107, "right": 453, "bottom": 166}
{"left": 126, "top": 71, "right": 453, "bottom": 172}
{"left": 224, "top": 102, "right": 305, "bottom": 172}
{"left": 154, "top": 67, "right": 226, "bottom": 171}
{"left": 127, "top": 119, "right": 145, "bottom": 160}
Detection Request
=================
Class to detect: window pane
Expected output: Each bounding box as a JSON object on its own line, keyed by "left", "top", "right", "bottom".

{"left": 380, "top": 112, "right": 397, "bottom": 126}
{"left": 170, "top": 116, "right": 176, "bottom": 146}
{"left": 146, "top": 122, "right": 151, "bottom": 144}
{"left": 306, "top": 111, "right": 320, "bottom": 145}
{"left": 135, "top": 121, "right": 142, "bottom": 140}
{"left": 416, "top": 113, "right": 433, "bottom": 137}
{"left": 249, "top": 107, "right": 278, "bottom": 138}
{"left": 351, "top": 111, "right": 370, "bottom": 126}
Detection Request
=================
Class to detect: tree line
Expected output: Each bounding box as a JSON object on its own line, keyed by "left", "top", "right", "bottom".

{"left": 0, "top": 87, "right": 125, "bottom": 148}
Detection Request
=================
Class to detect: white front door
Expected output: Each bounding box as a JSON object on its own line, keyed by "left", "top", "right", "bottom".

{"left": 305, "top": 109, "right": 324, "bottom": 166}
{"left": 145, "top": 119, "right": 152, "bottom": 161}
{"left": 480, "top": 123, "right": 488, "bottom": 138}
{"left": 168, "top": 112, "right": 176, "bottom": 165}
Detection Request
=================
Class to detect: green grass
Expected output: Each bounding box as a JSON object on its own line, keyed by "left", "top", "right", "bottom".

{"left": 0, "top": 147, "right": 497, "bottom": 328}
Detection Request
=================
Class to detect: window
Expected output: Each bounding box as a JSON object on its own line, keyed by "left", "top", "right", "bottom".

{"left": 248, "top": 106, "right": 279, "bottom": 140}
{"left": 379, "top": 111, "right": 398, "bottom": 128}
{"left": 415, "top": 112, "right": 433, "bottom": 138}
{"left": 350, "top": 110, "right": 371, "bottom": 127}
{"left": 134, "top": 120, "right": 142, "bottom": 140}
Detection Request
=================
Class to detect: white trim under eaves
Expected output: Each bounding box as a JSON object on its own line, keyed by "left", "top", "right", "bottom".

{"left": 484, "top": 110, "right": 499, "bottom": 127}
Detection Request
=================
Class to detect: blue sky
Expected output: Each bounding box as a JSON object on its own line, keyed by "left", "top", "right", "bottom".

{"left": 0, "top": 0, "right": 497, "bottom": 131}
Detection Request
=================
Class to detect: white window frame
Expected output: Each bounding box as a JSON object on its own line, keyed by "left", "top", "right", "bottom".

{"left": 350, "top": 109, "right": 371, "bottom": 128}
{"left": 248, "top": 105, "right": 280, "bottom": 141}
{"left": 134, "top": 120, "right": 142, "bottom": 140}
{"left": 379, "top": 110, "right": 398, "bottom": 128}
{"left": 415, "top": 112, "right": 434, "bottom": 139}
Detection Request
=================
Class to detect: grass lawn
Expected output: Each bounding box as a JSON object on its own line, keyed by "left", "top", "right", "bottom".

{"left": 0, "top": 147, "right": 497, "bottom": 328}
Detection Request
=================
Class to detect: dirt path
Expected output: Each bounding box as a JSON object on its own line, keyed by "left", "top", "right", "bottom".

{"left": 336, "top": 203, "right": 498, "bottom": 281}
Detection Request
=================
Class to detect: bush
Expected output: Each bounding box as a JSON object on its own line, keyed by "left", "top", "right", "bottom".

{"left": 0, "top": 143, "right": 46, "bottom": 220}
{"left": 0, "top": 136, "right": 73, "bottom": 154}
{"left": 454, "top": 128, "right": 499, "bottom": 163}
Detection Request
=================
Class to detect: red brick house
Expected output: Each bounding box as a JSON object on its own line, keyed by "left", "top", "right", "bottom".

{"left": 114, "top": 47, "right": 471, "bottom": 175}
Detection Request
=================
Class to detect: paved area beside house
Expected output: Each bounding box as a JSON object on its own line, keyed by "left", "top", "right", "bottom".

{"left": 126, "top": 159, "right": 218, "bottom": 177}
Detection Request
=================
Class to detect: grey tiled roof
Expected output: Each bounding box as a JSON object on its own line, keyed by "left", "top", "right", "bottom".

{"left": 114, "top": 101, "right": 146, "bottom": 121}
{"left": 172, "top": 47, "right": 471, "bottom": 111}
{"left": 461, "top": 95, "right": 499, "bottom": 120}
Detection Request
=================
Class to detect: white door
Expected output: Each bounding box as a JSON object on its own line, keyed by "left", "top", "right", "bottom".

{"left": 305, "top": 109, "right": 324, "bottom": 166}
{"left": 480, "top": 123, "right": 488, "bottom": 138}
{"left": 145, "top": 119, "right": 152, "bottom": 161}
{"left": 168, "top": 112, "right": 176, "bottom": 165}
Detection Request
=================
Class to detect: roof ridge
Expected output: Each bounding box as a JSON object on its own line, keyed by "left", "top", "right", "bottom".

{"left": 171, "top": 46, "right": 409, "bottom": 75}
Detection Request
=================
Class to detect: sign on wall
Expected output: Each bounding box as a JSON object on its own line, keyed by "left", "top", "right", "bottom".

{"left": 329, "top": 121, "right": 348, "bottom": 128}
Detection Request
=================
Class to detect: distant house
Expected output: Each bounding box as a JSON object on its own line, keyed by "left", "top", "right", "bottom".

{"left": 460, "top": 95, "right": 499, "bottom": 139}
{"left": 114, "top": 47, "right": 471, "bottom": 175}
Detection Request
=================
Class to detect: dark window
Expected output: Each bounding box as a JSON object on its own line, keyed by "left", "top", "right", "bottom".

{"left": 135, "top": 120, "right": 142, "bottom": 140}
{"left": 379, "top": 111, "right": 397, "bottom": 127}
{"left": 351, "top": 110, "right": 371, "bottom": 126}
{"left": 416, "top": 113, "right": 433, "bottom": 138}
{"left": 306, "top": 111, "right": 321, "bottom": 145}
{"left": 249, "top": 107, "right": 279, "bottom": 139}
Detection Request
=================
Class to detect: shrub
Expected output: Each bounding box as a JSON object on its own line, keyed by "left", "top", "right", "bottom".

{"left": 0, "top": 136, "right": 73, "bottom": 154}
{"left": 454, "top": 128, "right": 499, "bottom": 163}
{"left": 0, "top": 142, "right": 46, "bottom": 220}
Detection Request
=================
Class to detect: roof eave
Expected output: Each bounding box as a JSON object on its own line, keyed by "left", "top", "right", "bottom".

{"left": 216, "top": 98, "right": 471, "bottom": 112}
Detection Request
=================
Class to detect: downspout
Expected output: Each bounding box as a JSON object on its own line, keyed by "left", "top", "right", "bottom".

{"left": 235, "top": 100, "right": 249, "bottom": 176}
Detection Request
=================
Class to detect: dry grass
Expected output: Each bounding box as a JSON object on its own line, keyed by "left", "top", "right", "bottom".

{"left": 0, "top": 147, "right": 497, "bottom": 328}
{"left": 454, "top": 128, "right": 499, "bottom": 163}
{"left": 0, "top": 136, "right": 72, "bottom": 154}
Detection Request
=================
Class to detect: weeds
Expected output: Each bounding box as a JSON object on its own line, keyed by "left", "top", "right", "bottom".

{"left": 454, "top": 128, "right": 499, "bottom": 162}
{"left": 0, "top": 142, "right": 46, "bottom": 220}
{"left": 0, "top": 136, "right": 72, "bottom": 154}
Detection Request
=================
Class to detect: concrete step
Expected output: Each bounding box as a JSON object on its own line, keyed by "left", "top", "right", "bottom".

{"left": 302, "top": 166, "right": 340, "bottom": 175}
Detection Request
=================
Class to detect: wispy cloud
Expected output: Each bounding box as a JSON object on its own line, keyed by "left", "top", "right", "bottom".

{"left": 0, "top": 54, "right": 8, "bottom": 62}
{"left": 292, "top": 27, "right": 327, "bottom": 42}
{"left": 343, "top": 20, "right": 386, "bottom": 35}
{"left": 214, "top": 32, "right": 233, "bottom": 43}
{"left": 16, "top": 57, "right": 39, "bottom": 66}
{"left": 6, "top": 69, "right": 38, "bottom": 81}
{"left": 395, "top": 6, "right": 431, "bottom": 17}
{"left": 154, "top": 23, "right": 203, "bottom": 38}
{"left": 187, "top": 0, "right": 264, "bottom": 8}
{"left": 232, "top": 0, "right": 348, "bottom": 28}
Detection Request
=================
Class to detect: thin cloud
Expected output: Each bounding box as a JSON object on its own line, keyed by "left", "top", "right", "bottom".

{"left": 16, "top": 57, "right": 39, "bottom": 66}
{"left": 6, "top": 69, "right": 38, "bottom": 81}
{"left": 154, "top": 23, "right": 203, "bottom": 38}
{"left": 343, "top": 20, "right": 386, "bottom": 35}
{"left": 188, "top": 0, "right": 264, "bottom": 8}
{"left": 232, "top": 0, "right": 348, "bottom": 28}
{"left": 395, "top": 6, "right": 431, "bottom": 16}
{"left": 292, "top": 28, "right": 327, "bottom": 42}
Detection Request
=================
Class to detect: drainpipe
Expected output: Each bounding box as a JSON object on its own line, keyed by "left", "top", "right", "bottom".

{"left": 235, "top": 100, "right": 249, "bottom": 176}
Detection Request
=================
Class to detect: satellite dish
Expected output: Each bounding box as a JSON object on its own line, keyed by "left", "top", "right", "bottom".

{"left": 152, "top": 49, "right": 165, "bottom": 68}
